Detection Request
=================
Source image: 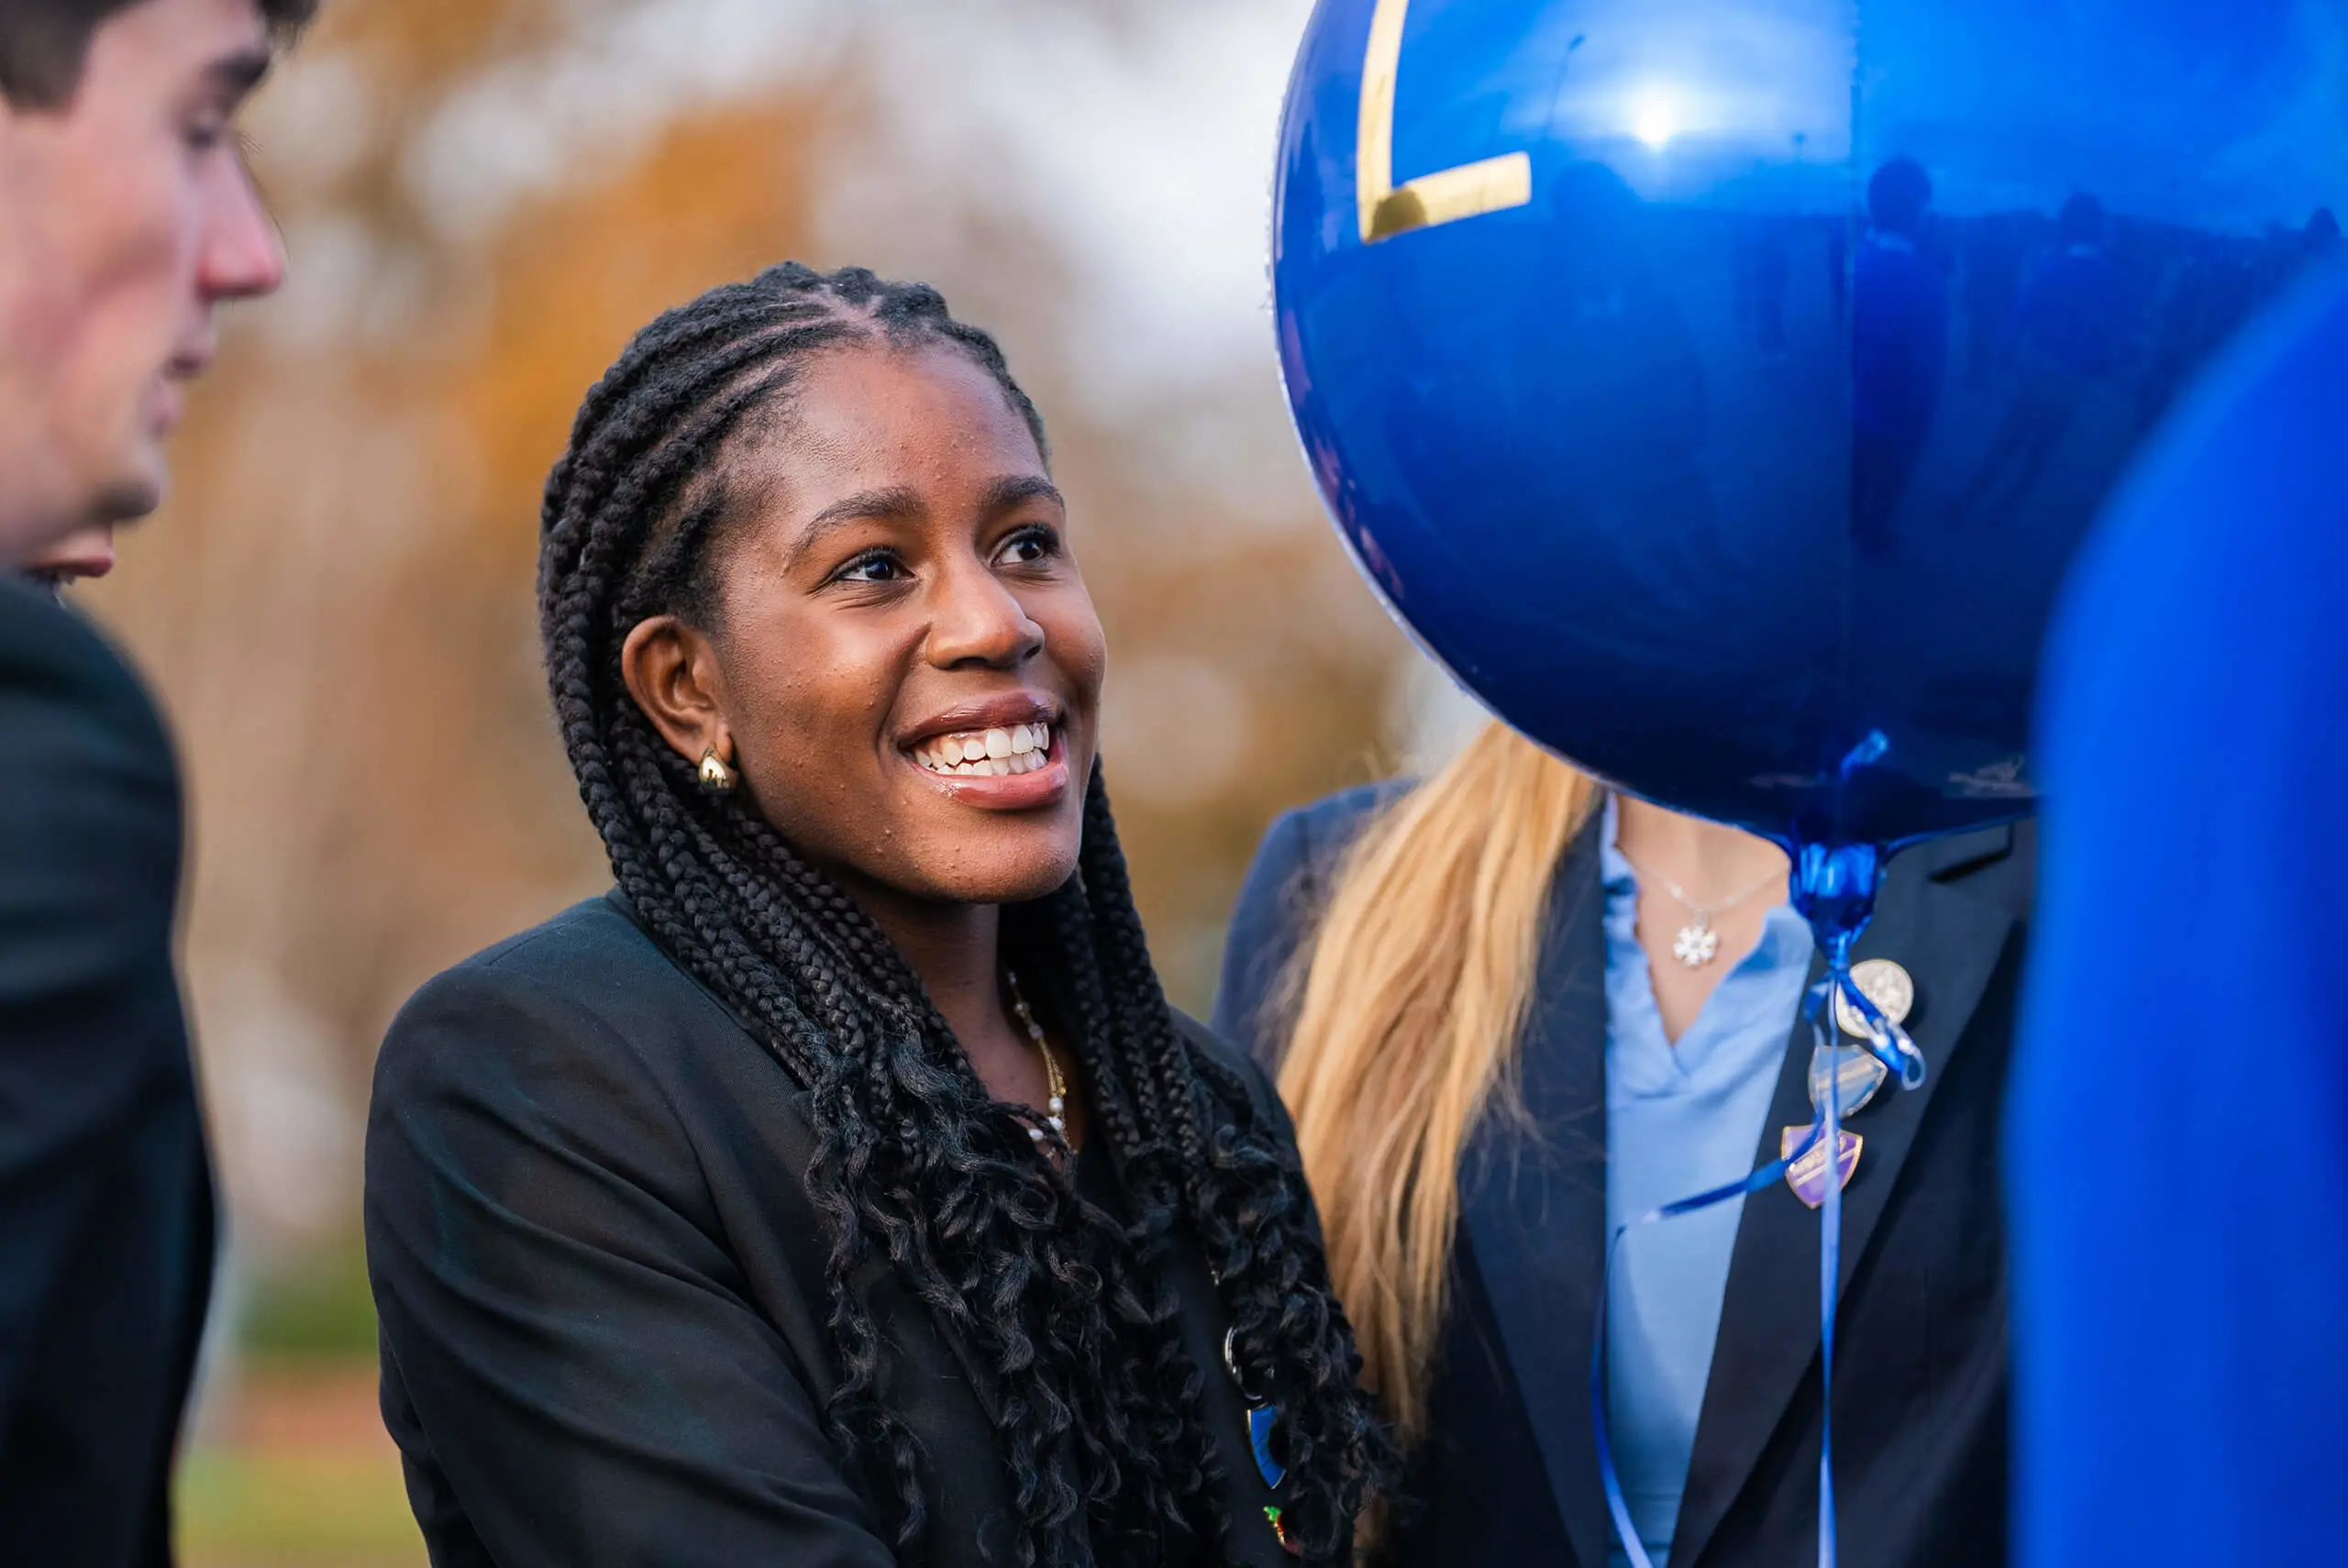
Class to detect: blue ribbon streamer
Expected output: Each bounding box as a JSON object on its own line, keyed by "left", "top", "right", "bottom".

{"left": 1591, "top": 961, "right": 1923, "bottom": 1568}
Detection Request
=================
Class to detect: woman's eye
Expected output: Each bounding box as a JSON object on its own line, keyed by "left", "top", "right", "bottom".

{"left": 832, "top": 551, "right": 908, "bottom": 585}
{"left": 997, "top": 526, "right": 1058, "bottom": 568}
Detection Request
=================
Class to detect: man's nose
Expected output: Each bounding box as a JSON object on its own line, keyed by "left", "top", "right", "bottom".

{"left": 198, "top": 160, "right": 287, "bottom": 304}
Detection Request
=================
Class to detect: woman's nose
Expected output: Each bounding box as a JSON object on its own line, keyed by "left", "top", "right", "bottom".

{"left": 925, "top": 562, "right": 1044, "bottom": 668}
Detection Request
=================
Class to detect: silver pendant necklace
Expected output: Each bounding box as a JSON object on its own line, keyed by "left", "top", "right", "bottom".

{"left": 1620, "top": 851, "right": 1786, "bottom": 969}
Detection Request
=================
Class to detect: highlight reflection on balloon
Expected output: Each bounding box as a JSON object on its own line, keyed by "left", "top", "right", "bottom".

{"left": 1274, "top": 0, "right": 2345, "bottom": 857}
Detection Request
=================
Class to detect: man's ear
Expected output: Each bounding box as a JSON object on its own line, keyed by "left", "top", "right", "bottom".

{"left": 619, "top": 614, "right": 732, "bottom": 767}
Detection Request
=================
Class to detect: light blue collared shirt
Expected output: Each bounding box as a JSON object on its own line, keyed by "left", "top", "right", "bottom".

{"left": 1601, "top": 796, "right": 1814, "bottom": 1568}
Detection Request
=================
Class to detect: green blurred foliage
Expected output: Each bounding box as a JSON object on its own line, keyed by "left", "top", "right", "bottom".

{"left": 179, "top": 1448, "right": 424, "bottom": 1567}
{"left": 238, "top": 1250, "right": 381, "bottom": 1363}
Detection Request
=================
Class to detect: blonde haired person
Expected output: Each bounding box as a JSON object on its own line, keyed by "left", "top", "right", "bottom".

{"left": 1215, "top": 721, "right": 2032, "bottom": 1568}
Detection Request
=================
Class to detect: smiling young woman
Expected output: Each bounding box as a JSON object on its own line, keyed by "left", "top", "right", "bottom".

{"left": 362, "top": 264, "right": 1392, "bottom": 1568}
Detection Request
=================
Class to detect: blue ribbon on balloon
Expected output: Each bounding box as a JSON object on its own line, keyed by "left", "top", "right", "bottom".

{"left": 1590, "top": 957, "right": 1923, "bottom": 1568}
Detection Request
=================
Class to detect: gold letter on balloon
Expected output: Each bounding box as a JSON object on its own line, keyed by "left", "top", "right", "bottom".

{"left": 1357, "top": 0, "right": 1533, "bottom": 242}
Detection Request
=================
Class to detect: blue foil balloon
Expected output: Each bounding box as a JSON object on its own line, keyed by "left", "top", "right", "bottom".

{"left": 1273, "top": 0, "right": 2345, "bottom": 893}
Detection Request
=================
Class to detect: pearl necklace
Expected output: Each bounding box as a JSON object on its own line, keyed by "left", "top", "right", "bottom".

{"left": 1002, "top": 968, "right": 1070, "bottom": 1148}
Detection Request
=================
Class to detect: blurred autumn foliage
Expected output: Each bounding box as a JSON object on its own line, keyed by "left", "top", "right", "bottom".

{"left": 78, "top": 0, "right": 1416, "bottom": 1278}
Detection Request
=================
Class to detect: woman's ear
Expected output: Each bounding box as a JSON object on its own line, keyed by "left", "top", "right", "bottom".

{"left": 619, "top": 615, "right": 732, "bottom": 768}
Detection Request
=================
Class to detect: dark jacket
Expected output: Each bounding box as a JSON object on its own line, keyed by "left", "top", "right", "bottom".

{"left": 365, "top": 892, "right": 1312, "bottom": 1568}
{"left": 0, "top": 578, "right": 214, "bottom": 1568}
{"left": 1216, "top": 786, "right": 2030, "bottom": 1568}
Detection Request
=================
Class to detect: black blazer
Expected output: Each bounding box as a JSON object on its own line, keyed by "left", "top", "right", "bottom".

{"left": 1216, "top": 787, "right": 2031, "bottom": 1568}
{"left": 0, "top": 579, "right": 214, "bottom": 1568}
{"left": 366, "top": 892, "right": 1312, "bottom": 1568}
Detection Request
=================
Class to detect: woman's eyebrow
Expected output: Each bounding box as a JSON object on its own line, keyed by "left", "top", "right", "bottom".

{"left": 980, "top": 475, "right": 1065, "bottom": 514}
{"left": 783, "top": 485, "right": 924, "bottom": 569}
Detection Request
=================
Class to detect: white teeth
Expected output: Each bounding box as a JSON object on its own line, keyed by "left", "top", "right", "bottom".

{"left": 912, "top": 722, "right": 1057, "bottom": 776}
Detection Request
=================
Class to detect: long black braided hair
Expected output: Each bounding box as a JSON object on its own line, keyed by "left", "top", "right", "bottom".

{"left": 537, "top": 262, "right": 1394, "bottom": 1566}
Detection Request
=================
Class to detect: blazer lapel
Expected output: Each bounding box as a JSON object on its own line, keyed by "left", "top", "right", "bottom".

{"left": 1669, "top": 826, "right": 2020, "bottom": 1568}
{"left": 1456, "top": 820, "right": 1617, "bottom": 1568}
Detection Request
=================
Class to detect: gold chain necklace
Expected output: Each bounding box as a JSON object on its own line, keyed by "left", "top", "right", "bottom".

{"left": 1002, "top": 968, "right": 1073, "bottom": 1150}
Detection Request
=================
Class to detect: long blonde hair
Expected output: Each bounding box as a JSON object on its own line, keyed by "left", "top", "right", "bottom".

{"left": 1274, "top": 721, "right": 1597, "bottom": 1446}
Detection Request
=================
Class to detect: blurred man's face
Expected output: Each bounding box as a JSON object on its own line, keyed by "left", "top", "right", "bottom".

{"left": 0, "top": 0, "right": 286, "bottom": 562}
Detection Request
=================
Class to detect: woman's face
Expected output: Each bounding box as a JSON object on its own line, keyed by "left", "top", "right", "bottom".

{"left": 624, "top": 344, "right": 1105, "bottom": 910}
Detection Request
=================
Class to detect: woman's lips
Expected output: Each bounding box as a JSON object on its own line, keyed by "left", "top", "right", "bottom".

{"left": 903, "top": 721, "right": 1070, "bottom": 809}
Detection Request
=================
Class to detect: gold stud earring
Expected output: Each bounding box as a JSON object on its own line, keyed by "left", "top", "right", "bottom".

{"left": 697, "top": 746, "right": 737, "bottom": 794}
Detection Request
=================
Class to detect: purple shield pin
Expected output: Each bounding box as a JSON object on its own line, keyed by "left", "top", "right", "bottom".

{"left": 1781, "top": 1125, "right": 1863, "bottom": 1210}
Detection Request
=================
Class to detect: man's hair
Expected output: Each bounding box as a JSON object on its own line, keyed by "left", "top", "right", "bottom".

{"left": 0, "top": 0, "right": 319, "bottom": 111}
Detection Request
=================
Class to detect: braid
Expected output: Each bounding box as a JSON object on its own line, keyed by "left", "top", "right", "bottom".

{"left": 537, "top": 262, "right": 1393, "bottom": 1564}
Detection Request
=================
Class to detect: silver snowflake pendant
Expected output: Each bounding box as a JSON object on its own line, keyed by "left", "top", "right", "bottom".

{"left": 1672, "top": 918, "right": 1721, "bottom": 967}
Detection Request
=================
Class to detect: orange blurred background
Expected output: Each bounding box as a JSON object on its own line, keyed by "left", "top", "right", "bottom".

{"left": 64, "top": 3, "right": 1449, "bottom": 1562}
